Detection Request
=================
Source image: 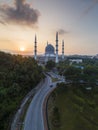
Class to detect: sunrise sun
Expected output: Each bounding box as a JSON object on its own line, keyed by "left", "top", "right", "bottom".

{"left": 20, "top": 47, "right": 25, "bottom": 52}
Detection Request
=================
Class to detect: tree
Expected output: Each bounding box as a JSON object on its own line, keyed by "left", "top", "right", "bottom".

{"left": 0, "top": 51, "right": 44, "bottom": 130}
{"left": 45, "top": 60, "right": 56, "bottom": 70}
{"left": 64, "top": 66, "right": 81, "bottom": 82}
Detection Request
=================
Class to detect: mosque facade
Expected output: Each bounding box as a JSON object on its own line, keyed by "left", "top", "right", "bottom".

{"left": 45, "top": 43, "right": 55, "bottom": 56}
{"left": 34, "top": 32, "right": 65, "bottom": 63}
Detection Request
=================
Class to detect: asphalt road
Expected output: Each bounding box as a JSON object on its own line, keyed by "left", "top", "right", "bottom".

{"left": 24, "top": 75, "right": 56, "bottom": 130}
{"left": 11, "top": 80, "right": 44, "bottom": 130}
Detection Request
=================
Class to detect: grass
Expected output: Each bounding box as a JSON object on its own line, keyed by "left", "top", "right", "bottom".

{"left": 47, "top": 84, "right": 98, "bottom": 130}
{"left": 51, "top": 77, "right": 59, "bottom": 82}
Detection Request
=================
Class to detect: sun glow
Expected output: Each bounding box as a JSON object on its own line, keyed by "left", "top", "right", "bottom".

{"left": 20, "top": 47, "right": 25, "bottom": 52}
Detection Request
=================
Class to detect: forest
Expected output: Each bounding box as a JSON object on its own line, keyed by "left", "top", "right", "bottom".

{"left": 0, "top": 51, "right": 44, "bottom": 130}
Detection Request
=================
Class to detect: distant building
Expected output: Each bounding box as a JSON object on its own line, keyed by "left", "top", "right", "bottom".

{"left": 45, "top": 43, "right": 55, "bottom": 56}
{"left": 34, "top": 32, "right": 65, "bottom": 63}
{"left": 75, "top": 65, "right": 84, "bottom": 70}
{"left": 94, "top": 54, "right": 98, "bottom": 59}
{"left": 69, "top": 59, "right": 83, "bottom": 65}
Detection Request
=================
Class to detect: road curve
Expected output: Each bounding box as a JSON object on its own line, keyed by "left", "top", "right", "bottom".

{"left": 24, "top": 75, "right": 55, "bottom": 130}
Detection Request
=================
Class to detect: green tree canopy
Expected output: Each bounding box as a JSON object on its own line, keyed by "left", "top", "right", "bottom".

{"left": 45, "top": 60, "right": 56, "bottom": 70}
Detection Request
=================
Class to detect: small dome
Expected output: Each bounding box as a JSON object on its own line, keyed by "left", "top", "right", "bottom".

{"left": 45, "top": 44, "right": 55, "bottom": 55}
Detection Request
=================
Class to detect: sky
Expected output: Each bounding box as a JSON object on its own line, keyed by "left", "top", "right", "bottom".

{"left": 0, "top": 0, "right": 98, "bottom": 55}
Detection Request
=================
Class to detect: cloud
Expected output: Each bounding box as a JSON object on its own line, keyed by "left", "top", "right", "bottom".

{"left": 57, "top": 29, "right": 69, "bottom": 35}
{"left": 82, "top": 2, "right": 97, "bottom": 16}
{"left": 0, "top": 0, "right": 40, "bottom": 27}
{"left": 80, "top": 0, "right": 98, "bottom": 18}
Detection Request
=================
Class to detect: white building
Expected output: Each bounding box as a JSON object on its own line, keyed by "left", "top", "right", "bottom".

{"left": 69, "top": 59, "right": 83, "bottom": 64}
{"left": 34, "top": 32, "right": 65, "bottom": 63}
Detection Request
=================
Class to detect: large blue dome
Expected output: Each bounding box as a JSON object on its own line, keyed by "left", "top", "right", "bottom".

{"left": 45, "top": 44, "right": 55, "bottom": 55}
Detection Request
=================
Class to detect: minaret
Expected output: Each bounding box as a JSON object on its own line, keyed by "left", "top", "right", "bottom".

{"left": 55, "top": 32, "right": 59, "bottom": 63}
{"left": 34, "top": 35, "right": 37, "bottom": 60}
{"left": 62, "top": 40, "right": 64, "bottom": 60}
{"left": 47, "top": 41, "right": 48, "bottom": 46}
{"left": 45, "top": 41, "right": 48, "bottom": 63}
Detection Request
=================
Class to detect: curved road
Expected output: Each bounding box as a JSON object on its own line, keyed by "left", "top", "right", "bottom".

{"left": 24, "top": 75, "right": 56, "bottom": 130}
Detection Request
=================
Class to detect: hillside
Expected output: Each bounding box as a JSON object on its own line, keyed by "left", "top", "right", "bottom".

{"left": 0, "top": 51, "right": 44, "bottom": 130}
{"left": 48, "top": 83, "right": 98, "bottom": 130}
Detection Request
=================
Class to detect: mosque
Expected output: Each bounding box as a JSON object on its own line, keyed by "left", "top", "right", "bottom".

{"left": 33, "top": 32, "right": 65, "bottom": 63}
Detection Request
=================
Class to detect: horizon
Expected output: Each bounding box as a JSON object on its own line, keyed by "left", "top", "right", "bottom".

{"left": 0, "top": 49, "right": 96, "bottom": 57}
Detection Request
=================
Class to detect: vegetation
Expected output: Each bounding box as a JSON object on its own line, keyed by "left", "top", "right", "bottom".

{"left": 58, "top": 58, "right": 98, "bottom": 85}
{"left": 48, "top": 83, "right": 98, "bottom": 130}
{"left": 0, "top": 51, "right": 44, "bottom": 130}
{"left": 48, "top": 58, "right": 98, "bottom": 130}
{"left": 51, "top": 78, "right": 59, "bottom": 82}
{"left": 45, "top": 60, "right": 56, "bottom": 70}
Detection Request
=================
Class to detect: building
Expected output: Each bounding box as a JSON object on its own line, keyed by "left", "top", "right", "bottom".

{"left": 34, "top": 32, "right": 65, "bottom": 63}
{"left": 45, "top": 43, "right": 55, "bottom": 56}
{"left": 45, "top": 43, "right": 55, "bottom": 62}
{"left": 69, "top": 59, "right": 83, "bottom": 64}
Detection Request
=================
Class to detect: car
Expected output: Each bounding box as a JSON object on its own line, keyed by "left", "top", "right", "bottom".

{"left": 50, "top": 85, "right": 53, "bottom": 87}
